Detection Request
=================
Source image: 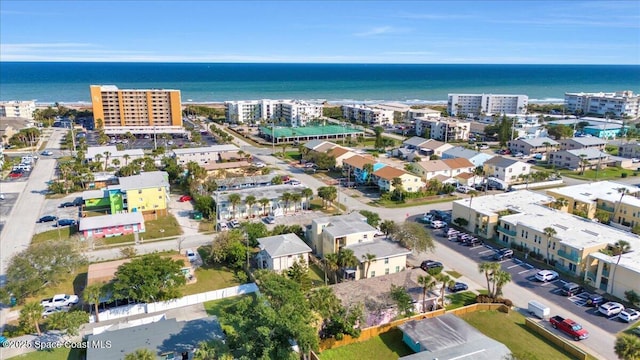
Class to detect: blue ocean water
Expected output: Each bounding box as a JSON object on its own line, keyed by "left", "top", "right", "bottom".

{"left": 1, "top": 62, "right": 639, "bottom": 104}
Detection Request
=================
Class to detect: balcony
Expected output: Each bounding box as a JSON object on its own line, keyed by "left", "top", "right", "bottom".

{"left": 496, "top": 226, "right": 516, "bottom": 237}
{"left": 557, "top": 250, "right": 580, "bottom": 262}
{"left": 596, "top": 203, "right": 615, "bottom": 212}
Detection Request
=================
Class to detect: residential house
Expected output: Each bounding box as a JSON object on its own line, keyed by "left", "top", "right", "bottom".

{"left": 618, "top": 142, "right": 640, "bottom": 159}
{"left": 172, "top": 145, "right": 240, "bottom": 166}
{"left": 412, "top": 158, "right": 475, "bottom": 183}
{"left": 371, "top": 166, "right": 425, "bottom": 193}
{"left": 79, "top": 212, "right": 145, "bottom": 239}
{"left": 344, "top": 239, "right": 411, "bottom": 280}
{"left": 256, "top": 233, "right": 312, "bottom": 272}
{"left": 546, "top": 181, "right": 640, "bottom": 228}
{"left": 508, "top": 137, "right": 559, "bottom": 156}
{"left": 342, "top": 155, "right": 383, "bottom": 183}
{"left": 397, "top": 137, "right": 453, "bottom": 160}
{"left": 214, "top": 184, "right": 309, "bottom": 220}
{"left": 303, "top": 139, "right": 330, "bottom": 151}
{"left": 398, "top": 314, "right": 511, "bottom": 360}
{"left": 86, "top": 317, "right": 224, "bottom": 360}
{"left": 309, "top": 212, "right": 377, "bottom": 256}
{"left": 548, "top": 148, "right": 610, "bottom": 171}
{"left": 483, "top": 156, "right": 532, "bottom": 184}
{"left": 85, "top": 146, "right": 145, "bottom": 168}
{"left": 0, "top": 118, "right": 35, "bottom": 145}
{"left": 327, "top": 146, "right": 356, "bottom": 167}
{"left": 559, "top": 137, "right": 606, "bottom": 151}
{"left": 442, "top": 146, "right": 494, "bottom": 167}
{"left": 83, "top": 171, "right": 170, "bottom": 220}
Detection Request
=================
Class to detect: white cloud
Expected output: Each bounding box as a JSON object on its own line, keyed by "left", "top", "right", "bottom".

{"left": 353, "top": 26, "right": 408, "bottom": 37}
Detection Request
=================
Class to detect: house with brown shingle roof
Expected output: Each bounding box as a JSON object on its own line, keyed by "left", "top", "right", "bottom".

{"left": 442, "top": 158, "right": 475, "bottom": 176}
{"left": 413, "top": 158, "right": 476, "bottom": 185}
{"left": 372, "top": 166, "right": 425, "bottom": 193}
{"left": 315, "top": 142, "right": 339, "bottom": 153}
{"left": 327, "top": 146, "right": 356, "bottom": 167}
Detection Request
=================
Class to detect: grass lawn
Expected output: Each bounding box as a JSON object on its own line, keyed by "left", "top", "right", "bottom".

{"left": 143, "top": 214, "right": 183, "bottom": 239}
{"left": 460, "top": 310, "right": 581, "bottom": 360}
{"left": 445, "top": 291, "right": 477, "bottom": 310}
{"left": 32, "top": 226, "right": 79, "bottom": 244}
{"left": 319, "top": 328, "right": 413, "bottom": 360}
{"left": 446, "top": 270, "right": 462, "bottom": 279}
{"left": 22, "top": 265, "right": 88, "bottom": 308}
{"left": 198, "top": 220, "right": 216, "bottom": 232}
{"left": 309, "top": 263, "right": 326, "bottom": 287}
{"left": 561, "top": 167, "right": 637, "bottom": 181}
{"left": 182, "top": 264, "right": 241, "bottom": 295}
{"left": 9, "top": 347, "right": 84, "bottom": 360}
{"left": 281, "top": 150, "right": 301, "bottom": 161}
{"left": 372, "top": 195, "right": 458, "bottom": 208}
{"left": 309, "top": 198, "right": 346, "bottom": 214}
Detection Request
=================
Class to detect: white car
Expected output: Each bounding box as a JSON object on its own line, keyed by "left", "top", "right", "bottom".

{"left": 185, "top": 249, "right": 197, "bottom": 262}
{"left": 167, "top": 140, "right": 174, "bottom": 145}
{"left": 620, "top": 309, "right": 640, "bottom": 323}
{"left": 254, "top": 162, "right": 266, "bottom": 168}
{"left": 535, "top": 270, "right": 559, "bottom": 282}
{"left": 431, "top": 220, "right": 446, "bottom": 229}
{"left": 264, "top": 216, "right": 276, "bottom": 224}
{"left": 42, "top": 306, "right": 67, "bottom": 318}
{"left": 479, "top": 145, "right": 490, "bottom": 150}
{"left": 598, "top": 302, "right": 625, "bottom": 317}
{"left": 289, "top": 180, "right": 301, "bottom": 186}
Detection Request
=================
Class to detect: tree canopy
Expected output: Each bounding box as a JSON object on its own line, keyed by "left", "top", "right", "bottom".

{"left": 112, "top": 254, "right": 186, "bottom": 303}
{"left": 547, "top": 124, "right": 574, "bottom": 140}
{"left": 390, "top": 222, "right": 435, "bottom": 253}
{"left": 359, "top": 210, "right": 381, "bottom": 228}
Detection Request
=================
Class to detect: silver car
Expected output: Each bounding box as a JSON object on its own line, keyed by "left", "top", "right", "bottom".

{"left": 598, "top": 302, "right": 625, "bottom": 317}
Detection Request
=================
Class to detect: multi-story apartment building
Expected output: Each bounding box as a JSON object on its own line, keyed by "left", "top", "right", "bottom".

{"left": 547, "top": 181, "right": 640, "bottom": 228}
{"left": 309, "top": 212, "right": 378, "bottom": 256}
{"left": 508, "top": 137, "right": 559, "bottom": 156}
{"left": 85, "top": 146, "right": 145, "bottom": 168}
{"left": 564, "top": 91, "right": 639, "bottom": 118}
{"left": 89, "top": 85, "right": 184, "bottom": 135}
{"left": 0, "top": 100, "right": 36, "bottom": 119}
{"left": 419, "top": 119, "right": 471, "bottom": 142}
{"left": 225, "top": 99, "right": 323, "bottom": 126}
{"left": 171, "top": 145, "right": 239, "bottom": 166}
{"left": 342, "top": 104, "right": 395, "bottom": 126}
{"left": 452, "top": 190, "right": 640, "bottom": 299}
{"left": 548, "top": 148, "right": 609, "bottom": 171}
{"left": 618, "top": 141, "right": 640, "bottom": 159}
{"left": 447, "top": 94, "right": 528, "bottom": 117}
{"left": 559, "top": 137, "right": 606, "bottom": 151}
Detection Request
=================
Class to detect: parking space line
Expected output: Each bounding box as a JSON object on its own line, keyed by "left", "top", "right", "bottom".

{"left": 479, "top": 250, "right": 494, "bottom": 255}
{"left": 524, "top": 263, "right": 533, "bottom": 269}
{"left": 507, "top": 264, "right": 521, "bottom": 269}
{"left": 518, "top": 269, "right": 534, "bottom": 274}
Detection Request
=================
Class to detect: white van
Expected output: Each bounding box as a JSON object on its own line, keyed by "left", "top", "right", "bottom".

{"left": 528, "top": 300, "right": 550, "bottom": 320}
{"left": 13, "top": 164, "right": 31, "bottom": 172}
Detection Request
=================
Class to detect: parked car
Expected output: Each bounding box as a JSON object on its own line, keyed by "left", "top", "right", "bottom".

{"left": 37, "top": 215, "right": 58, "bottom": 223}
{"left": 41, "top": 150, "right": 54, "bottom": 156}
{"left": 418, "top": 214, "right": 433, "bottom": 224}
{"left": 41, "top": 294, "right": 79, "bottom": 308}
{"left": 493, "top": 248, "right": 513, "bottom": 261}
{"left": 464, "top": 238, "right": 483, "bottom": 247}
{"left": 217, "top": 222, "right": 229, "bottom": 231}
{"left": 620, "top": 309, "right": 640, "bottom": 323}
{"left": 59, "top": 202, "right": 76, "bottom": 208}
{"left": 42, "top": 306, "right": 67, "bottom": 318}
{"left": 561, "top": 282, "right": 583, "bottom": 296}
{"left": 535, "top": 270, "right": 558, "bottom": 282}
{"left": 289, "top": 180, "right": 302, "bottom": 186}
{"left": 9, "top": 171, "right": 23, "bottom": 178}
{"left": 264, "top": 216, "right": 276, "bottom": 224}
{"left": 420, "top": 260, "right": 443, "bottom": 272}
{"left": 185, "top": 249, "right": 197, "bottom": 262}
{"left": 228, "top": 219, "right": 240, "bottom": 228}
{"left": 179, "top": 195, "right": 193, "bottom": 202}
{"left": 430, "top": 220, "right": 446, "bottom": 229}
{"left": 599, "top": 302, "right": 625, "bottom": 317}
{"left": 56, "top": 219, "right": 77, "bottom": 227}
{"left": 448, "top": 282, "right": 468, "bottom": 293}
{"left": 585, "top": 294, "right": 605, "bottom": 307}
{"left": 550, "top": 315, "right": 589, "bottom": 341}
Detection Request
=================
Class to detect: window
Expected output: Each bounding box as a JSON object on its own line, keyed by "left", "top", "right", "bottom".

{"left": 94, "top": 228, "right": 102, "bottom": 233}
{"left": 384, "top": 258, "right": 389, "bottom": 264}
{"left": 370, "top": 271, "right": 375, "bottom": 278}
{"left": 138, "top": 190, "right": 142, "bottom": 194}
{"left": 385, "top": 268, "right": 390, "bottom": 275}
{"left": 395, "top": 266, "right": 400, "bottom": 273}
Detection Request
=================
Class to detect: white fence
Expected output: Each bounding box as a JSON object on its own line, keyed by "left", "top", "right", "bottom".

{"left": 90, "top": 283, "right": 259, "bottom": 323}
{"left": 510, "top": 179, "right": 563, "bottom": 190}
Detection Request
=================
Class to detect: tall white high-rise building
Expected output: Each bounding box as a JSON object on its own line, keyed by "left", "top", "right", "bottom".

{"left": 564, "top": 91, "right": 639, "bottom": 118}
{"left": 0, "top": 100, "right": 36, "bottom": 119}
{"left": 448, "top": 94, "right": 528, "bottom": 117}
{"left": 225, "top": 99, "right": 323, "bottom": 126}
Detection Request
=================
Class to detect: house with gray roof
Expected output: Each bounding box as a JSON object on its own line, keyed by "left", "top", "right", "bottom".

{"left": 256, "top": 233, "right": 312, "bottom": 272}
{"left": 508, "top": 137, "right": 559, "bottom": 155}
{"left": 309, "top": 212, "right": 377, "bottom": 256}
{"left": 398, "top": 314, "right": 511, "bottom": 360}
{"left": 483, "top": 156, "right": 531, "bottom": 184}
{"left": 559, "top": 137, "right": 606, "bottom": 151}
{"left": 442, "top": 146, "right": 494, "bottom": 167}
{"left": 549, "top": 148, "right": 610, "bottom": 171}
{"left": 396, "top": 137, "right": 453, "bottom": 161}
{"left": 344, "top": 238, "right": 411, "bottom": 280}
{"left": 86, "top": 316, "right": 224, "bottom": 360}
{"left": 171, "top": 144, "right": 239, "bottom": 166}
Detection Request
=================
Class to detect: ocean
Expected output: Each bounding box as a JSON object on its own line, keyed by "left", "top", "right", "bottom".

{"left": 1, "top": 62, "right": 639, "bottom": 105}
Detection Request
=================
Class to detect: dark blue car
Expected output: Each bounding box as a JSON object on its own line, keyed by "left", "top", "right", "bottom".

{"left": 56, "top": 219, "right": 76, "bottom": 227}
{"left": 448, "top": 282, "right": 469, "bottom": 293}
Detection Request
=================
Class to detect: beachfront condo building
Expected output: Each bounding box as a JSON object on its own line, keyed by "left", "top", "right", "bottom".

{"left": 90, "top": 85, "right": 184, "bottom": 135}
{"left": 224, "top": 99, "right": 323, "bottom": 127}
{"left": 0, "top": 100, "right": 36, "bottom": 119}
{"left": 417, "top": 118, "right": 471, "bottom": 142}
{"left": 342, "top": 104, "right": 394, "bottom": 126}
{"left": 447, "top": 94, "right": 528, "bottom": 117}
{"left": 564, "top": 91, "right": 640, "bottom": 118}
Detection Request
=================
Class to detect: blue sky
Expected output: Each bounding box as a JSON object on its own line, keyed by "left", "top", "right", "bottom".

{"left": 1, "top": 1, "right": 639, "bottom": 64}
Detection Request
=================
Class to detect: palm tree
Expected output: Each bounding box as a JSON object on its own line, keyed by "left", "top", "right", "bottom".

{"left": 610, "top": 240, "right": 631, "bottom": 295}
{"left": 552, "top": 197, "right": 568, "bottom": 210}
{"left": 302, "top": 187, "right": 313, "bottom": 210}
{"left": 543, "top": 141, "right": 551, "bottom": 164}
{"left": 417, "top": 274, "right": 437, "bottom": 312}
{"left": 362, "top": 253, "right": 376, "bottom": 279}
{"left": 478, "top": 262, "right": 500, "bottom": 298}
{"left": 337, "top": 248, "right": 359, "bottom": 281}
{"left": 493, "top": 269, "right": 512, "bottom": 298}
{"left": 380, "top": 220, "right": 397, "bottom": 238}
{"left": 324, "top": 253, "right": 340, "bottom": 284}
{"left": 112, "top": 158, "right": 120, "bottom": 168}
{"left": 473, "top": 166, "right": 485, "bottom": 192}
{"left": 259, "top": 198, "right": 270, "bottom": 216}
{"left": 280, "top": 192, "right": 292, "bottom": 214}
{"left": 123, "top": 154, "right": 131, "bottom": 166}
{"left": 543, "top": 226, "right": 557, "bottom": 264}
{"left": 124, "top": 348, "right": 156, "bottom": 360}
{"left": 227, "top": 193, "right": 242, "bottom": 219}
{"left": 93, "top": 153, "right": 103, "bottom": 171}
{"left": 193, "top": 341, "right": 216, "bottom": 360}
{"left": 467, "top": 190, "right": 479, "bottom": 230}
{"left": 20, "top": 301, "right": 44, "bottom": 335}
{"left": 578, "top": 154, "right": 589, "bottom": 175}
{"left": 363, "top": 163, "right": 374, "bottom": 185}
{"left": 103, "top": 151, "right": 111, "bottom": 170}
{"left": 613, "top": 187, "right": 630, "bottom": 225}
{"left": 244, "top": 195, "right": 256, "bottom": 218}
{"left": 83, "top": 283, "right": 104, "bottom": 323}
{"left": 615, "top": 334, "right": 640, "bottom": 360}
{"left": 290, "top": 192, "right": 302, "bottom": 212}
{"left": 436, "top": 273, "right": 455, "bottom": 308}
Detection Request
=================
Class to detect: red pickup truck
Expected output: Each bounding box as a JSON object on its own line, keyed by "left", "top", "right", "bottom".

{"left": 550, "top": 315, "right": 589, "bottom": 341}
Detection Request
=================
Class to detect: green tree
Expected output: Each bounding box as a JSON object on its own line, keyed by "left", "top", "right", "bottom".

{"left": 337, "top": 248, "right": 359, "bottom": 280}
{"left": 83, "top": 283, "right": 104, "bottom": 323}
{"left": 613, "top": 187, "right": 630, "bottom": 224}
{"left": 435, "top": 273, "right": 455, "bottom": 308}
{"left": 317, "top": 186, "right": 338, "bottom": 209}
{"left": 363, "top": 163, "right": 374, "bottom": 185}
{"left": 280, "top": 192, "right": 292, "bottom": 214}
{"left": 290, "top": 192, "right": 302, "bottom": 212}
{"left": 112, "top": 254, "right": 187, "bottom": 303}
{"left": 194, "top": 195, "right": 215, "bottom": 220}
{"left": 287, "top": 259, "right": 312, "bottom": 291}
{"left": 380, "top": 220, "right": 398, "bottom": 238}
{"left": 124, "top": 348, "right": 156, "bottom": 360}
{"left": 374, "top": 126, "right": 385, "bottom": 150}
{"left": 389, "top": 284, "right": 414, "bottom": 318}
{"left": 308, "top": 286, "right": 342, "bottom": 319}
{"left": 259, "top": 197, "right": 271, "bottom": 216}
{"left": 547, "top": 124, "right": 574, "bottom": 140}
{"left": 543, "top": 227, "right": 557, "bottom": 264}
{"left": 615, "top": 334, "right": 640, "bottom": 360}
{"left": 45, "top": 310, "right": 88, "bottom": 336}
{"left": 610, "top": 240, "right": 631, "bottom": 295}
{"left": 417, "top": 274, "right": 437, "bottom": 312}
{"left": 391, "top": 177, "right": 405, "bottom": 201}
{"left": 362, "top": 253, "right": 376, "bottom": 279}
{"left": 241, "top": 221, "right": 268, "bottom": 247}
{"left": 244, "top": 195, "right": 257, "bottom": 218}
{"left": 324, "top": 253, "right": 340, "bottom": 284}
{"left": 552, "top": 197, "right": 568, "bottom": 210}
{"left": 478, "top": 262, "right": 501, "bottom": 298}
{"left": 359, "top": 210, "right": 381, "bottom": 228}
{"left": 227, "top": 193, "right": 242, "bottom": 219}
{"left": 493, "top": 269, "right": 512, "bottom": 298}
{"left": 209, "top": 230, "right": 247, "bottom": 269}
{"left": 625, "top": 290, "right": 640, "bottom": 307}
{"left": 390, "top": 222, "right": 434, "bottom": 253}
{"left": 19, "top": 301, "right": 44, "bottom": 335}
{"left": 302, "top": 187, "right": 313, "bottom": 210}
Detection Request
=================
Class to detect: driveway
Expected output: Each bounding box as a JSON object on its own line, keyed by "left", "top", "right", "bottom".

{"left": 168, "top": 195, "right": 200, "bottom": 236}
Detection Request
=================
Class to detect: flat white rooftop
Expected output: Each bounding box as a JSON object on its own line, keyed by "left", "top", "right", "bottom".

{"left": 453, "top": 190, "right": 554, "bottom": 216}
{"left": 548, "top": 181, "right": 640, "bottom": 208}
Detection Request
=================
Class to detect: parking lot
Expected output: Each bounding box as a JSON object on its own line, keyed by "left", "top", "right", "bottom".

{"left": 85, "top": 131, "right": 216, "bottom": 150}
{"left": 427, "top": 223, "right": 632, "bottom": 334}
{"left": 34, "top": 194, "right": 83, "bottom": 234}
{"left": 0, "top": 192, "right": 20, "bottom": 234}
